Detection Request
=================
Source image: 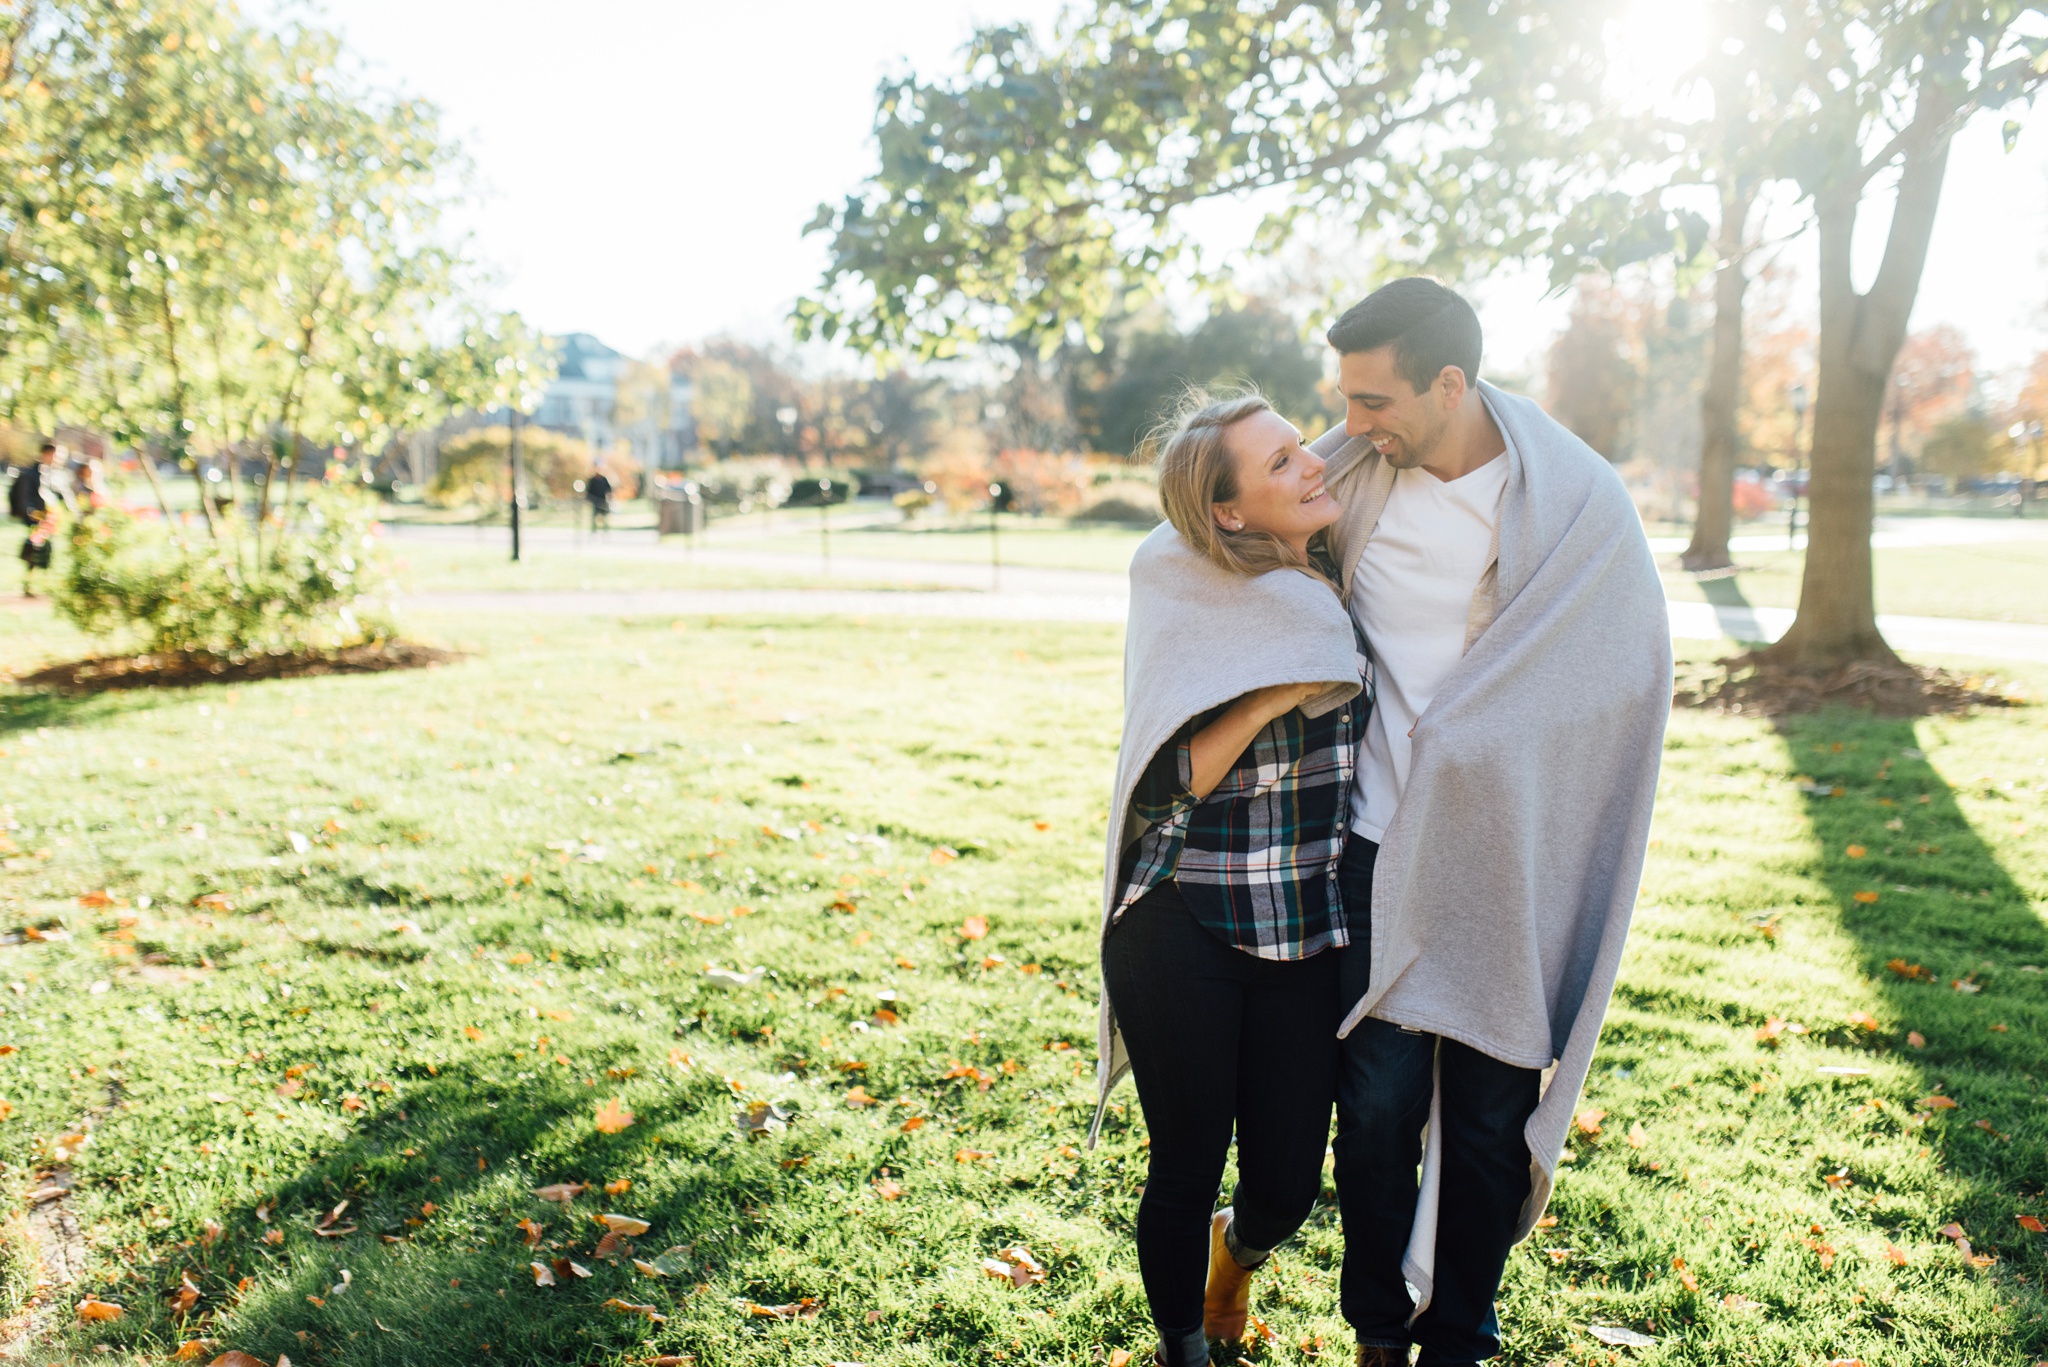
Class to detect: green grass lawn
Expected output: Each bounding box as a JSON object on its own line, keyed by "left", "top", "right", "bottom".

{"left": 1660, "top": 541, "right": 2048, "bottom": 625}
{"left": 0, "top": 607, "right": 2043, "bottom": 1365}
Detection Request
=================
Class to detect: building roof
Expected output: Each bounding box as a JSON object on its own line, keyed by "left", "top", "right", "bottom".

{"left": 552, "top": 333, "right": 624, "bottom": 383}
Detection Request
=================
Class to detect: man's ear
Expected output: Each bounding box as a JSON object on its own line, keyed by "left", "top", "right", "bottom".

{"left": 1211, "top": 502, "right": 1244, "bottom": 534}
{"left": 1436, "top": 365, "right": 1468, "bottom": 409}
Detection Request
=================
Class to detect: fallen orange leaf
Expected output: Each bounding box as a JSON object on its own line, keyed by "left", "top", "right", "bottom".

{"left": 2018, "top": 1215, "right": 2046, "bottom": 1233}
{"left": 76, "top": 1298, "right": 124, "bottom": 1321}
{"left": 960, "top": 915, "right": 988, "bottom": 940}
{"left": 1885, "top": 1243, "right": 1908, "bottom": 1266}
{"left": 594, "top": 1097, "right": 635, "bottom": 1134}
{"left": 1853, "top": 890, "right": 1879, "bottom": 904}
{"left": 601, "top": 1213, "right": 650, "bottom": 1236}
{"left": 604, "top": 1178, "right": 632, "bottom": 1195}
{"left": 1917, "top": 1095, "right": 1958, "bottom": 1110}
{"left": 532, "top": 1182, "right": 587, "bottom": 1203}
{"left": 517, "top": 1218, "right": 543, "bottom": 1247}
{"left": 845, "top": 1086, "right": 878, "bottom": 1107}
{"left": 901, "top": 1116, "right": 926, "bottom": 1132}
{"left": 530, "top": 1262, "right": 556, "bottom": 1287}
{"left": 874, "top": 1178, "right": 903, "bottom": 1200}
{"left": 746, "top": 1298, "right": 821, "bottom": 1319}
{"left": 1846, "top": 1011, "right": 1880, "bottom": 1030}
{"left": 1574, "top": 1109, "right": 1605, "bottom": 1137}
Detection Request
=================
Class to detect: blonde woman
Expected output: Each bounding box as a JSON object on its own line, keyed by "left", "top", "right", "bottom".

{"left": 1091, "top": 391, "right": 1371, "bottom": 1367}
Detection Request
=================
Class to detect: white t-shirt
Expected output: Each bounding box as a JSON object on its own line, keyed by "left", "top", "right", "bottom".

{"left": 1349, "top": 448, "right": 1509, "bottom": 843}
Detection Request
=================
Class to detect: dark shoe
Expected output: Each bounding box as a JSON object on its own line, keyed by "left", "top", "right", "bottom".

{"left": 1202, "top": 1208, "right": 1253, "bottom": 1341}
{"left": 1357, "top": 1347, "right": 1411, "bottom": 1367}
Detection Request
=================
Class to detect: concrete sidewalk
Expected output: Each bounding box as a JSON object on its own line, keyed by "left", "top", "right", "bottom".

{"left": 405, "top": 587, "right": 2048, "bottom": 663}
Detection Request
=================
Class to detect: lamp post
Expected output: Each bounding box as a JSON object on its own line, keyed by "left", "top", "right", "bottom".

{"left": 507, "top": 404, "right": 524, "bottom": 562}
{"left": 988, "top": 481, "right": 1003, "bottom": 590}
{"left": 1787, "top": 382, "right": 1810, "bottom": 551}
{"left": 818, "top": 478, "right": 832, "bottom": 567}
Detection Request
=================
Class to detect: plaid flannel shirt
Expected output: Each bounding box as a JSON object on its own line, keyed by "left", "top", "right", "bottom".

{"left": 1115, "top": 563, "right": 1371, "bottom": 961}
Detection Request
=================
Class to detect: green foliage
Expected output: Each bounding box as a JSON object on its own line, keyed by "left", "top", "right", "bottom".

{"left": 1066, "top": 303, "right": 1330, "bottom": 457}
{"left": 797, "top": 1, "right": 1624, "bottom": 358}
{"left": 0, "top": 0, "right": 547, "bottom": 478}
{"left": 430, "top": 427, "right": 599, "bottom": 510}
{"left": 1919, "top": 414, "right": 2004, "bottom": 481}
{"left": 52, "top": 485, "right": 393, "bottom": 657}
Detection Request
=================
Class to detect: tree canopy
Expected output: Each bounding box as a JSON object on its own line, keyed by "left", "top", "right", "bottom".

{"left": 0, "top": 0, "right": 543, "bottom": 483}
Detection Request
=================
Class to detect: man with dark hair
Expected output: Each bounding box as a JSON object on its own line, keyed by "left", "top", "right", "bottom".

{"left": 1307, "top": 279, "right": 1670, "bottom": 1366}
{"left": 10, "top": 442, "right": 62, "bottom": 596}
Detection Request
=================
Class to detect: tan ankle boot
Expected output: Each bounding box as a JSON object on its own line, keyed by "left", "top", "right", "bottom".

{"left": 1202, "top": 1208, "right": 1254, "bottom": 1342}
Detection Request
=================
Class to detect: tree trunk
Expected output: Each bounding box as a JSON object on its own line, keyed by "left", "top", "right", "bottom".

{"left": 1681, "top": 181, "right": 1756, "bottom": 572}
{"left": 1762, "top": 128, "right": 1952, "bottom": 671}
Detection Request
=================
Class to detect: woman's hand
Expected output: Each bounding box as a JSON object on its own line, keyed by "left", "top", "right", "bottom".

{"left": 1237, "top": 680, "right": 1325, "bottom": 725}
{"left": 1186, "top": 681, "right": 1330, "bottom": 800}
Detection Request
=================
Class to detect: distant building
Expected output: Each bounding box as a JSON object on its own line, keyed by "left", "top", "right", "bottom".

{"left": 533, "top": 333, "right": 696, "bottom": 469}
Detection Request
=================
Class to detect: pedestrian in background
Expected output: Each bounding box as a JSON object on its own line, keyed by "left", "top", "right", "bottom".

{"left": 9, "top": 441, "right": 65, "bottom": 597}
{"left": 585, "top": 467, "right": 613, "bottom": 533}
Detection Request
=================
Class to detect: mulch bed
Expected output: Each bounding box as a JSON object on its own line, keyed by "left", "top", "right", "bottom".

{"left": 9, "top": 640, "right": 463, "bottom": 694}
{"left": 1673, "top": 651, "right": 2027, "bottom": 718}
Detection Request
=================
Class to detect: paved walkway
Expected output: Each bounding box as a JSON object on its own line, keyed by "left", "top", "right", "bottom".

{"left": 407, "top": 588, "right": 2048, "bottom": 663}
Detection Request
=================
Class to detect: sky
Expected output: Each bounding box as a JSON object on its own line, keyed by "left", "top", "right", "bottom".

{"left": 315, "top": 1, "right": 2048, "bottom": 383}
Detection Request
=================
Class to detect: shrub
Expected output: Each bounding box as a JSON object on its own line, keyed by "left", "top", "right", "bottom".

{"left": 991, "top": 449, "right": 1090, "bottom": 516}
{"left": 429, "top": 427, "right": 598, "bottom": 509}
{"left": 683, "top": 456, "right": 794, "bottom": 511}
{"left": 54, "top": 485, "right": 393, "bottom": 658}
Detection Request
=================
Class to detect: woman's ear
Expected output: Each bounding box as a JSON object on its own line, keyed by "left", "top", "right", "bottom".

{"left": 1211, "top": 502, "right": 1245, "bottom": 534}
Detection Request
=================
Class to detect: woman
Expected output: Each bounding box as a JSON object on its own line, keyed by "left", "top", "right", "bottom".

{"left": 1091, "top": 391, "right": 1370, "bottom": 1367}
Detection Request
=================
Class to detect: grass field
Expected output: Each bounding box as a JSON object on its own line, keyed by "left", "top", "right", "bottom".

{"left": 0, "top": 605, "right": 2043, "bottom": 1365}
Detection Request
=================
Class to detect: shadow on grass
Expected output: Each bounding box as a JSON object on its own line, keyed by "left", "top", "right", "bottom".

{"left": 1780, "top": 709, "right": 2047, "bottom": 1316}
{"left": 0, "top": 682, "right": 151, "bottom": 736}
{"left": 82, "top": 1064, "right": 819, "bottom": 1365}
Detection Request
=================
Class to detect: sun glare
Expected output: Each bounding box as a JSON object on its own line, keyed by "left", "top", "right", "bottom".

{"left": 1607, "top": 0, "right": 1716, "bottom": 111}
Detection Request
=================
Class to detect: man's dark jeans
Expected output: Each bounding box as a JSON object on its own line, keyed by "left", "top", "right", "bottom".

{"left": 1333, "top": 838, "right": 1540, "bottom": 1366}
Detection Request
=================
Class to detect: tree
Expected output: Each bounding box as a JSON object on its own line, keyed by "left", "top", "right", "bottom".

{"left": 1545, "top": 283, "right": 1639, "bottom": 458}
{"left": 1756, "top": 2, "right": 2046, "bottom": 671}
{"left": 0, "top": 0, "right": 541, "bottom": 534}
{"left": 797, "top": 1, "right": 1624, "bottom": 361}
{"left": 1882, "top": 325, "right": 1976, "bottom": 478}
{"left": 1066, "top": 301, "right": 1329, "bottom": 457}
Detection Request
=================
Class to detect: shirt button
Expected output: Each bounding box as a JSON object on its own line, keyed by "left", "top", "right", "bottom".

{"left": 1339, "top": 714, "right": 1350, "bottom": 723}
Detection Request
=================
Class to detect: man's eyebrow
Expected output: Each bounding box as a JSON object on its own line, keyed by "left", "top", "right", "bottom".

{"left": 1345, "top": 389, "right": 1398, "bottom": 403}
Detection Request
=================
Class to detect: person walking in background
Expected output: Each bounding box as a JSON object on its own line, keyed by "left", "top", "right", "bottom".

{"left": 584, "top": 467, "right": 613, "bottom": 533}
{"left": 1095, "top": 390, "right": 1371, "bottom": 1367}
{"left": 1309, "top": 279, "right": 1670, "bottom": 1367}
{"left": 10, "top": 441, "right": 65, "bottom": 597}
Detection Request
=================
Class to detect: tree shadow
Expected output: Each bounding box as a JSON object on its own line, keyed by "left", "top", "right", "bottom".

{"left": 1698, "top": 570, "right": 1770, "bottom": 645}
{"left": 1777, "top": 708, "right": 2047, "bottom": 1316}
{"left": 58, "top": 1062, "right": 833, "bottom": 1365}
{"left": 0, "top": 683, "right": 156, "bottom": 736}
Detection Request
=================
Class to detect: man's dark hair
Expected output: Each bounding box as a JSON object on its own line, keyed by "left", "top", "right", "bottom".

{"left": 37, "top": 441, "right": 55, "bottom": 454}
{"left": 1326, "top": 277, "right": 1483, "bottom": 393}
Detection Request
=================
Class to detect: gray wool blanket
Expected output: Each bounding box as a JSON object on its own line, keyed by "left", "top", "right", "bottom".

{"left": 1314, "top": 381, "right": 1671, "bottom": 1315}
{"left": 1089, "top": 525, "right": 1363, "bottom": 1145}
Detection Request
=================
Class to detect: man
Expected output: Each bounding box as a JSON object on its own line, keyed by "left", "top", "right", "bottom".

{"left": 9, "top": 441, "right": 62, "bottom": 596}
{"left": 584, "top": 467, "right": 613, "bottom": 533}
{"left": 1309, "top": 279, "right": 1670, "bottom": 1366}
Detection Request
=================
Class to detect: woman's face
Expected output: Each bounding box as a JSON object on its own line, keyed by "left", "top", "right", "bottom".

{"left": 1212, "top": 410, "right": 1338, "bottom": 549}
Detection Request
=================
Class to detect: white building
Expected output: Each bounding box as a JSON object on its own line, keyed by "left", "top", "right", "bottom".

{"left": 533, "top": 334, "right": 696, "bottom": 469}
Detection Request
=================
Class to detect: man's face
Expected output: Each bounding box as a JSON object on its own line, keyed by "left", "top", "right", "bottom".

{"left": 1337, "top": 347, "right": 1455, "bottom": 470}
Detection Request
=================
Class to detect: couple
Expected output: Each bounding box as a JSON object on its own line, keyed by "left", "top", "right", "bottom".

{"left": 1092, "top": 278, "right": 1672, "bottom": 1367}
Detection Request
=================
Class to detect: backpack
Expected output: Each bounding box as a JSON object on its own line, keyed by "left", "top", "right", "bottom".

{"left": 7, "top": 467, "right": 33, "bottom": 524}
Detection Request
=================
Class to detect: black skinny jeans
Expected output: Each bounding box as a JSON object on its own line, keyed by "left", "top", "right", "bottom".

{"left": 1101, "top": 877, "right": 1341, "bottom": 1343}
{"left": 1332, "top": 838, "right": 1541, "bottom": 1366}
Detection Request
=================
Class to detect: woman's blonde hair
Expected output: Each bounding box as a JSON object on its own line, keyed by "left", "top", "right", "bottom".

{"left": 1149, "top": 387, "right": 1323, "bottom": 582}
